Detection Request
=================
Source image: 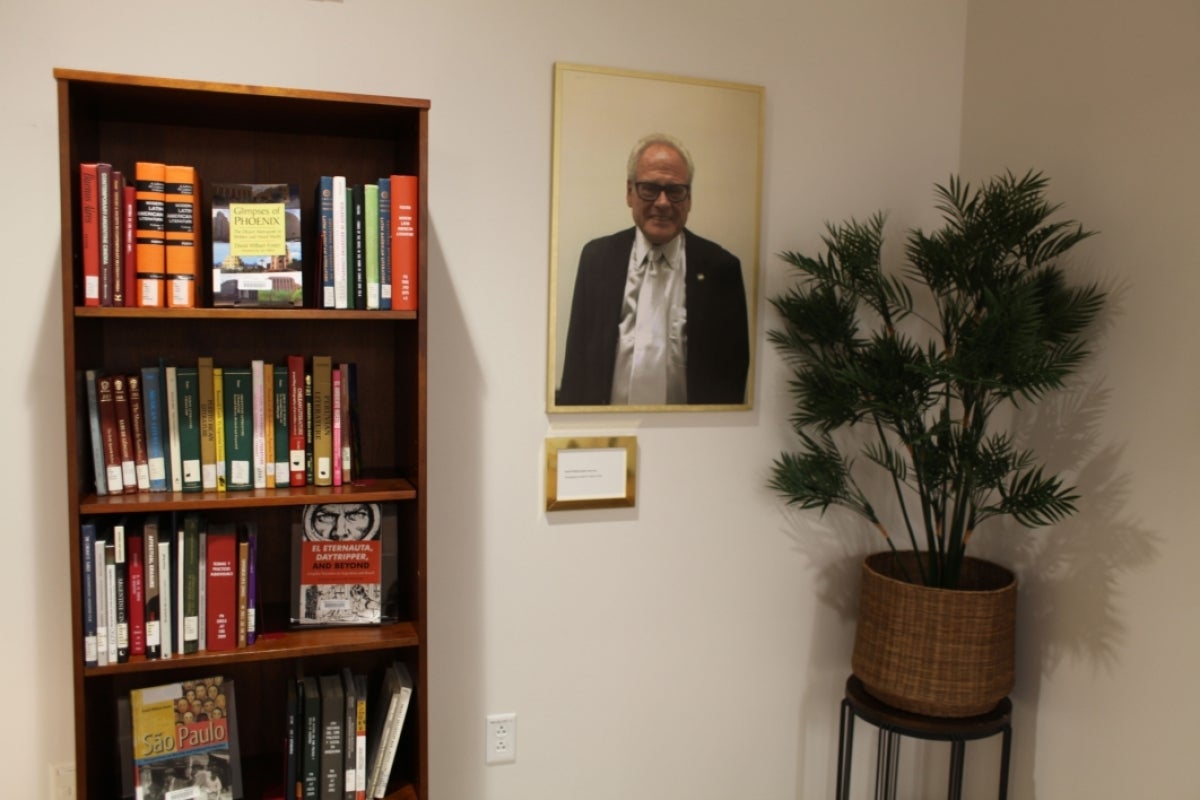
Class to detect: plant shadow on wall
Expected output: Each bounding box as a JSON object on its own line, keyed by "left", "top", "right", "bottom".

{"left": 768, "top": 171, "right": 1157, "bottom": 725}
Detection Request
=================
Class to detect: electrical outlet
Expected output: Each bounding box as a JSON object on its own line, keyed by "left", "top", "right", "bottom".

{"left": 50, "top": 762, "right": 76, "bottom": 800}
{"left": 486, "top": 712, "right": 517, "bottom": 765}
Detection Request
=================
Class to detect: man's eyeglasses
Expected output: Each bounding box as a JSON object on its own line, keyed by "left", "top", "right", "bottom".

{"left": 633, "top": 181, "right": 690, "bottom": 203}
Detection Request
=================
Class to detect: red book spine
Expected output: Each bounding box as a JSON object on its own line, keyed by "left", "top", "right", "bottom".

{"left": 96, "top": 375, "right": 124, "bottom": 495}
{"left": 128, "top": 534, "right": 145, "bottom": 656}
{"left": 287, "top": 355, "right": 307, "bottom": 487}
{"left": 97, "top": 163, "right": 113, "bottom": 306}
{"left": 111, "top": 170, "right": 125, "bottom": 306}
{"left": 331, "top": 366, "right": 343, "bottom": 486}
{"left": 79, "top": 163, "right": 101, "bottom": 306}
{"left": 205, "top": 527, "right": 238, "bottom": 651}
{"left": 389, "top": 175, "right": 419, "bottom": 312}
{"left": 122, "top": 184, "right": 138, "bottom": 307}
{"left": 127, "top": 373, "right": 150, "bottom": 491}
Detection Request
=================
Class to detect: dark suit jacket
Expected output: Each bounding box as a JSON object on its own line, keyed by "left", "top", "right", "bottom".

{"left": 558, "top": 227, "right": 749, "bottom": 406}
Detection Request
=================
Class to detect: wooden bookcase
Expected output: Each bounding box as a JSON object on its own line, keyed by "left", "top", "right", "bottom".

{"left": 54, "top": 70, "right": 428, "bottom": 800}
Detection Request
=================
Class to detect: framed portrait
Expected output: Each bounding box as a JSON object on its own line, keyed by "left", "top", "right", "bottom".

{"left": 547, "top": 62, "right": 764, "bottom": 413}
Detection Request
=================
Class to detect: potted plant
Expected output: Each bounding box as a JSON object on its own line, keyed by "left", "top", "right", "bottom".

{"left": 769, "top": 170, "right": 1105, "bottom": 716}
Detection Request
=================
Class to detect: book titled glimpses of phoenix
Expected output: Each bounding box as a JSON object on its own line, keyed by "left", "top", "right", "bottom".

{"left": 211, "top": 183, "right": 303, "bottom": 307}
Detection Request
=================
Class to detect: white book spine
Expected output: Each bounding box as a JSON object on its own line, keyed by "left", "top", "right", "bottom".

{"left": 333, "top": 175, "right": 348, "bottom": 309}
{"left": 251, "top": 359, "right": 267, "bottom": 489}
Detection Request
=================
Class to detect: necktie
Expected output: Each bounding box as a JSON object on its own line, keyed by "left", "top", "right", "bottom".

{"left": 629, "top": 249, "right": 669, "bottom": 404}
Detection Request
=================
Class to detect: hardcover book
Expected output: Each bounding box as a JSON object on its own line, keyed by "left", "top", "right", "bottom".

{"left": 140, "top": 366, "right": 169, "bottom": 492}
{"left": 175, "top": 366, "right": 203, "bottom": 492}
{"left": 206, "top": 523, "right": 238, "bottom": 651}
{"left": 211, "top": 183, "right": 303, "bottom": 307}
{"left": 79, "top": 163, "right": 102, "bottom": 306}
{"left": 377, "top": 177, "right": 392, "bottom": 311}
{"left": 287, "top": 355, "right": 307, "bottom": 487}
{"left": 111, "top": 169, "right": 126, "bottom": 307}
{"left": 389, "top": 175, "right": 419, "bottom": 312}
{"left": 143, "top": 516, "right": 161, "bottom": 660}
{"left": 85, "top": 369, "right": 108, "bottom": 496}
{"left": 363, "top": 183, "right": 380, "bottom": 310}
{"left": 81, "top": 522, "right": 98, "bottom": 666}
{"left": 126, "top": 676, "right": 243, "bottom": 799}
{"left": 198, "top": 357, "right": 218, "bottom": 491}
{"left": 127, "top": 373, "right": 151, "bottom": 491}
{"left": 97, "top": 373, "right": 125, "bottom": 495}
{"left": 290, "top": 503, "right": 396, "bottom": 627}
{"left": 165, "top": 164, "right": 199, "bottom": 308}
{"left": 311, "top": 356, "right": 333, "bottom": 486}
{"left": 223, "top": 367, "right": 253, "bottom": 491}
{"left": 134, "top": 161, "right": 167, "bottom": 307}
{"left": 98, "top": 162, "right": 113, "bottom": 306}
{"left": 123, "top": 183, "right": 138, "bottom": 307}
{"left": 112, "top": 374, "right": 138, "bottom": 493}
{"left": 319, "top": 674, "right": 345, "bottom": 799}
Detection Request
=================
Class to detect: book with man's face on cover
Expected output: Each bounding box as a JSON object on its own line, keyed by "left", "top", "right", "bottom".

{"left": 290, "top": 502, "right": 399, "bottom": 627}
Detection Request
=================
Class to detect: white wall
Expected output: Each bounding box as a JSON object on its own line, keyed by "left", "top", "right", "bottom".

{"left": 12, "top": 0, "right": 1141, "bottom": 797}
{"left": 958, "top": 1, "right": 1200, "bottom": 797}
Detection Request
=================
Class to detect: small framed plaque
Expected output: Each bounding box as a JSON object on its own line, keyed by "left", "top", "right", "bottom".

{"left": 545, "top": 436, "right": 637, "bottom": 511}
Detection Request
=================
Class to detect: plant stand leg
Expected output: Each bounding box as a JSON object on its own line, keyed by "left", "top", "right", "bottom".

{"left": 836, "top": 698, "right": 855, "bottom": 800}
{"left": 947, "top": 740, "right": 965, "bottom": 800}
{"left": 875, "top": 729, "right": 900, "bottom": 800}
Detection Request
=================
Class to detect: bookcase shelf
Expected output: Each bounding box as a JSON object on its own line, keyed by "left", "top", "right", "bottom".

{"left": 80, "top": 476, "right": 418, "bottom": 514}
{"left": 55, "top": 70, "right": 429, "bottom": 800}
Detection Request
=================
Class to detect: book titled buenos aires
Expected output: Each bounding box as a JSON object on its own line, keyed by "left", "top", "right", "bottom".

{"left": 210, "top": 183, "right": 303, "bottom": 307}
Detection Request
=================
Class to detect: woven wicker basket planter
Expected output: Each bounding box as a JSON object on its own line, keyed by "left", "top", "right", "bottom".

{"left": 851, "top": 551, "right": 1017, "bottom": 718}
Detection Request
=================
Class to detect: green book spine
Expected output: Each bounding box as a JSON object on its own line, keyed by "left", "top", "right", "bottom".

{"left": 223, "top": 367, "right": 254, "bottom": 491}
{"left": 181, "top": 514, "right": 201, "bottom": 654}
{"left": 273, "top": 365, "right": 290, "bottom": 486}
{"left": 364, "top": 183, "right": 380, "bottom": 310}
{"left": 175, "top": 366, "right": 203, "bottom": 492}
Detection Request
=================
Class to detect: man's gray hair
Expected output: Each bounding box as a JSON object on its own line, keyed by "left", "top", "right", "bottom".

{"left": 626, "top": 133, "right": 695, "bottom": 183}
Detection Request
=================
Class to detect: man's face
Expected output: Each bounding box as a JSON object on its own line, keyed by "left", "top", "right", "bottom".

{"left": 627, "top": 143, "right": 691, "bottom": 245}
{"left": 310, "top": 504, "right": 373, "bottom": 540}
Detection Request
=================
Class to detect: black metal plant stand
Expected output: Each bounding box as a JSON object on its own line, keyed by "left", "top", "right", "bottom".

{"left": 836, "top": 674, "right": 1012, "bottom": 800}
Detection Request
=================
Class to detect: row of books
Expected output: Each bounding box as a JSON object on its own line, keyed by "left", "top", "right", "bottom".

{"left": 315, "top": 175, "right": 418, "bottom": 312}
{"left": 85, "top": 356, "right": 362, "bottom": 497}
{"left": 118, "top": 661, "right": 412, "bottom": 800}
{"left": 78, "top": 163, "right": 420, "bottom": 312}
{"left": 289, "top": 663, "right": 414, "bottom": 800}
{"left": 81, "top": 514, "right": 258, "bottom": 667}
{"left": 79, "top": 161, "right": 201, "bottom": 308}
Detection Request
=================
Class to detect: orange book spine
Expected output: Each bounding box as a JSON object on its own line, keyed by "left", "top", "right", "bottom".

{"left": 165, "top": 164, "right": 198, "bottom": 308}
{"left": 135, "top": 162, "right": 167, "bottom": 307}
{"left": 389, "top": 175, "right": 419, "bottom": 312}
{"left": 79, "top": 163, "right": 101, "bottom": 306}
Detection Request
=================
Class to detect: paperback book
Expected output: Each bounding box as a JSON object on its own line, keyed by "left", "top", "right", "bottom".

{"left": 211, "top": 183, "right": 303, "bottom": 307}
{"left": 290, "top": 503, "right": 397, "bottom": 627}
{"left": 123, "top": 675, "right": 243, "bottom": 799}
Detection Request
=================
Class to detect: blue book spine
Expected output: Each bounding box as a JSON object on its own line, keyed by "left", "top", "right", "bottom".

{"left": 319, "top": 176, "right": 335, "bottom": 308}
{"left": 81, "top": 522, "right": 98, "bottom": 666}
{"left": 378, "top": 177, "right": 392, "bottom": 310}
{"left": 141, "top": 366, "right": 168, "bottom": 492}
{"left": 85, "top": 370, "right": 107, "bottom": 496}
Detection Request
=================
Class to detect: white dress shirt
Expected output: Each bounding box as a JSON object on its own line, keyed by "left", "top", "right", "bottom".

{"left": 610, "top": 230, "right": 687, "bottom": 404}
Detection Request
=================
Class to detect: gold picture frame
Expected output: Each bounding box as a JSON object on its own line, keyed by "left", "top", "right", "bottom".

{"left": 547, "top": 62, "right": 765, "bottom": 414}
{"left": 545, "top": 436, "right": 638, "bottom": 511}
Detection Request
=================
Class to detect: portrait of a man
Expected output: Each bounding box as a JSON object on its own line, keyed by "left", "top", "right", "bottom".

{"left": 548, "top": 64, "right": 764, "bottom": 412}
